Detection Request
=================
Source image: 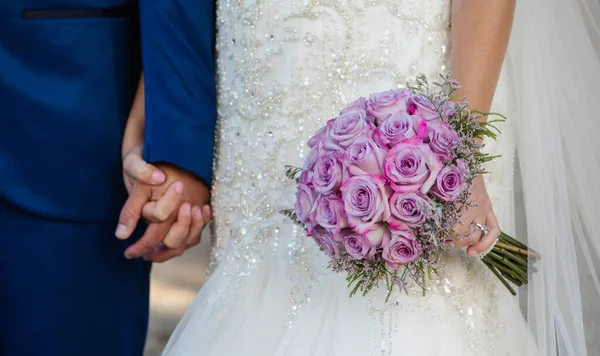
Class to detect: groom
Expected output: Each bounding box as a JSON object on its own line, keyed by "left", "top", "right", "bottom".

{"left": 0, "top": 1, "right": 216, "bottom": 355}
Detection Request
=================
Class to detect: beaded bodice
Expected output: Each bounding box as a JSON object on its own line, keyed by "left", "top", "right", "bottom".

{"left": 212, "top": 0, "right": 451, "bottom": 252}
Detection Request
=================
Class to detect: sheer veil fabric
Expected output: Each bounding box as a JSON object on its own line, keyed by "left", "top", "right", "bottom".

{"left": 509, "top": 0, "right": 600, "bottom": 354}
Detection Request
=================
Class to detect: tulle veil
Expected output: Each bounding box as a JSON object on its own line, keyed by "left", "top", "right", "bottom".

{"left": 508, "top": 0, "right": 600, "bottom": 354}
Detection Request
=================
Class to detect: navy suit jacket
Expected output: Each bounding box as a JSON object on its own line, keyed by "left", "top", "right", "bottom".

{"left": 0, "top": 0, "right": 217, "bottom": 222}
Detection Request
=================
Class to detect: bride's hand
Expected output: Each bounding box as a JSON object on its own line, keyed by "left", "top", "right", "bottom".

{"left": 449, "top": 175, "right": 501, "bottom": 256}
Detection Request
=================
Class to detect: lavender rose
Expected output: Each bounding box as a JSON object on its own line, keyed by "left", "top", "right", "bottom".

{"left": 342, "top": 230, "right": 375, "bottom": 260}
{"left": 376, "top": 112, "right": 418, "bottom": 146}
{"left": 382, "top": 228, "right": 422, "bottom": 269}
{"left": 365, "top": 222, "right": 392, "bottom": 248}
{"left": 340, "top": 96, "right": 367, "bottom": 114}
{"left": 307, "top": 123, "right": 329, "bottom": 148}
{"left": 313, "top": 226, "right": 343, "bottom": 258}
{"left": 344, "top": 135, "right": 387, "bottom": 176}
{"left": 432, "top": 160, "right": 468, "bottom": 202}
{"left": 367, "top": 88, "right": 411, "bottom": 123}
{"left": 428, "top": 123, "right": 459, "bottom": 160}
{"left": 304, "top": 138, "right": 344, "bottom": 171}
{"left": 384, "top": 139, "right": 443, "bottom": 194}
{"left": 389, "top": 192, "right": 431, "bottom": 227}
{"left": 315, "top": 195, "right": 349, "bottom": 233}
{"left": 294, "top": 181, "right": 318, "bottom": 227}
{"left": 407, "top": 95, "right": 443, "bottom": 126}
{"left": 341, "top": 175, "right": 392, "bottom": 234}
{"left": 328, "top": 110, "right": 371, "bottom": 147}
{"left": 312, "top": 150, "right": 347, "bottom": 195}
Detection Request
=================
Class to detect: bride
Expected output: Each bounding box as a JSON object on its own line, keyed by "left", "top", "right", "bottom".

{"left": 157, "top": 0, "right": 599, "bottom": 355}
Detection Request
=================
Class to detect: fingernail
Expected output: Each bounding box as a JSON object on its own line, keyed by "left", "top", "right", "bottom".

{"left": 124, "top": 253, "right": 133, "bottom": 260}
{"left": 152, "top": 170, "right": 166, "bottom": 183}
{"left": 115, "top": 224, "right": 128, "bottom": 239}
{"left": 183, "top": 204, "right": 191, "bottom": 217}
{"left": 175, "top": 182, "right": 184, "bottom": 193}
{"left": 468, "top": 249, "right": 478, "bottom": 256}
{"left": 193, "top": 207, "right": 202, "bottom": 219}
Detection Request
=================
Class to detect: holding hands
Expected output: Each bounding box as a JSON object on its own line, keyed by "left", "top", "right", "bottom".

{"left": 116, "top": 75, "right": 212, "bottom": 262}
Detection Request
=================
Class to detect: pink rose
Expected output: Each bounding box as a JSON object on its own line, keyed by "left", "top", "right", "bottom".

{"left": 384, "top": 139, "right": 442, "bottom": 194}
{"left": 344, "top": 134, "right": 387, "bottom": 176}
{"left": 382, "top": 228, "right": 422, "bottom": 269}
{"left": 314, "top": 195, "right": 349, "bottom": 233}
{"left": 328, "top": 110, "right": 371, "bottom": 148}
{"left": 313, "top": 226, "right": 343, "bottom": 258}
{"left": 376, "top": 111, "right": 418, "bottom": 146}
{"left": 340, "top": 175, "right": 392, "bottom": 234}
{"left": 367, "top": 88, "right": 411, "bottom": 123}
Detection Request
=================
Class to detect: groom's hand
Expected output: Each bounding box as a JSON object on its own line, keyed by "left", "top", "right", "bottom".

{"left": 116, "top": 151, "right": 212, "bottom": 262}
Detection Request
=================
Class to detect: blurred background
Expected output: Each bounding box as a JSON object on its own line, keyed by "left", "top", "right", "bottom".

{"left": 144, "top": 232, "right": 211, "bottom": 355}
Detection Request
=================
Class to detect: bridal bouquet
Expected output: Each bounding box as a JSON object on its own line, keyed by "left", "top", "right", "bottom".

{"left": 282, "top": 74, "right": 538, "bottom": 299}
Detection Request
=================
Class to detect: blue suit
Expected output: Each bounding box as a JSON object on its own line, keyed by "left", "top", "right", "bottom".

{"left": 0, "top": 0, "right": 216, "bottom": 354}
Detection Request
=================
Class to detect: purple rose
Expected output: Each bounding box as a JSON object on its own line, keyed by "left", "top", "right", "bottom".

{"left": 382, "top": 228, "right": 422, "bottom": 269}
{"left": 367, "top": 88, "right": 411, "bottom": 123}
{"left": 407, "top": 95, "right": 443, "bottom": 127}
{"left": 389, "top": 192, "right": 431, "bottom": 227}
{"left": 376, "top": 112, "right": 418, "bottom": 146}
{"left": 344, "top": 135, "right": 387, "bottom": 176}
{"left": 341, "top": 175, "right": 392, "bottom": 234}
{"left": 313, "top": 226, "right": 343, "bottom": 258}
{"left": 365, "top": 222, "right": 392, "bottom": 248}
{"left": 384, "top": 139, "right": 443, "bottom": 194}
{"left": 342, "top": 230, "right": 375, "bottom": 260}
{"left": 312, "top": 150, "right": 347, "bottom": 195}
{"left": 327, "top": 110, "right": 371, "bottom": 148}
{"left": 294, "top": 181, "right": 318, "bottom": 226}
{"left": 432, "top": 161, "right": 468, "bottom": 202}
{"left": 307, "top": 124, "right": 329, "bottom": 148}
{"left": 315, "top": 195, "right": 349, "bottom": 233}
{"left": 428, "top": 123, "right": 459, "bottom": 160}
{"left": 341, "top": 97, "right": 367, "bottom": 114}
{"left": 304, "top": 138, "right": 343, "bottom": 171}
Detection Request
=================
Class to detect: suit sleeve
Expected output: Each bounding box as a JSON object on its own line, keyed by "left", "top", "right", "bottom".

{"left": 139, "top": 0, "right": 216, "bottom": 186}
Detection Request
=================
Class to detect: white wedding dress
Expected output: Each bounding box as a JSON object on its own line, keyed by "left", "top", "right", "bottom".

{"left": 163, "top": 1, "right": 530, "bottom": 355}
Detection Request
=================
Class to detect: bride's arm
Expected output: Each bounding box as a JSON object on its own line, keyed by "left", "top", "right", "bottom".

{"left": 448, "top": 0, "right": 516, "bottom": 255}
{"left": 451, "top": 0, "right": 515, "bottom": 115}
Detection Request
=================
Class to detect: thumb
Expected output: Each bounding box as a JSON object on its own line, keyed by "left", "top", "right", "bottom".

{"left": 116, "top": 183, "right": 150, "bottom": 240}
{"left": 123, "top": 145, "right": 166, "bottom": 185}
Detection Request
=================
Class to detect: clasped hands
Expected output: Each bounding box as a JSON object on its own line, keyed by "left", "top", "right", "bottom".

{"left": 114, "top": 75, "right": 211, "bottom": 262}
{"left": 115, "top": 150, "right": 212, "bottom": 262}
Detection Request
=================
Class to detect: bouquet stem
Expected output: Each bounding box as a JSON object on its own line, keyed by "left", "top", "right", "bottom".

{"left": 481, "top": 232, "right": 539, "bottom": 295}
